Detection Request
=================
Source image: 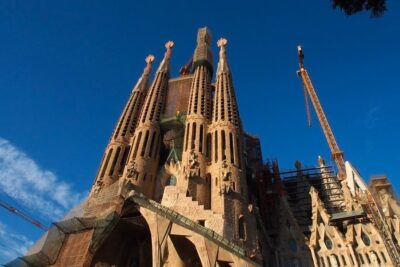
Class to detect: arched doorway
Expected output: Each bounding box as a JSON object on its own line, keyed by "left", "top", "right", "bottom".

{"left": 91, "top": 200, "right": 152, "bottom": 267}
{"left": 169, "top": 235, "right": 202, "bottom": 267}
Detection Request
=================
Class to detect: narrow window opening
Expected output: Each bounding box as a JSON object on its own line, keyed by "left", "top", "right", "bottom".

{"left": 326, "top": 256, "right": 331, "bottom": 267}
{"left": 341, "top": 255, "right": 346, "bottom": 265}
{"left": 132, "top": 132, "right": 142, "bottom": 159}
{"left": 199, "top": 124, "right": 203, "bottom": 153}
{"left": 185, "top": 124, "right": 189, "bottom": 151}
{"left": 214, "top": 132, "right": 218, "bottom": 162}
{"left": 100, "top": 149, "right": 113, "bottom": 178}
{"left": 365, "top": 253, "right": 371, "bottom": 264}
{"left": 229, "top": 132, "right": 234, "bottom": 164}
{"left": 238, "top": 215, "right": 246, "bottom": 240}
{"left": 221, "top": 130, "right": 226, "bottom": 160}
{"left": 148, "top": 132, "right": 156, "bottom": 157}
{"left": 381, "top": 252, "right": 387, "bottom": 262}
{"left": 118, "top": 146, "right": 130, "bottom": 175}
{"left": 141, "top": 130, "right": 150, "bottom": 157}
{"left": 358, "top": 254, "right": 365, "bottom": 264}
{"left": 191, "top": 123, "right": 197, "bottom": 150}
{"left": 349, "top": 254, "right": 355, "bottom": 265}
{"left": 206, "top": 133, "right": 211, "bottom": 160}
{"left": 109, "top": 147, "right": 121, "bottom": 176}
{"left": 236, "top": 136, "right": 242, "bottom": 168}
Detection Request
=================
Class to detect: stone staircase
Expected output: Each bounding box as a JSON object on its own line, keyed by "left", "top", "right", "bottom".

{"left": 161, "top": 186, "right": 224, "bottom": 235}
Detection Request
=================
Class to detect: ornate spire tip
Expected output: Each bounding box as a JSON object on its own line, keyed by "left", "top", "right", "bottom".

{"left": 146, "top": 55, "right": 155, "bottom": 64}
{"left": 165, "top": 41, "right": 174, "bottom": 49}
{"left": 217, "top": 38, "right": 228, "bottom": 48}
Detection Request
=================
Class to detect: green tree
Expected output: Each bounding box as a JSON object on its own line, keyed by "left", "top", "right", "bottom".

{"left": 332, "top": 0, "right": 387, "bottom": 16}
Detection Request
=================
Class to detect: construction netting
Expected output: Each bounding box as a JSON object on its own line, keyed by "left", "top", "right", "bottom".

{"left": 5, "top": 213, "right": 119, "bottom": 267}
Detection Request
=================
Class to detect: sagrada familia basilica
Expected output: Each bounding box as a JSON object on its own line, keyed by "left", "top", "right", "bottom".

{"left": 7, "top": 28, "right": 400, "bottom": 267}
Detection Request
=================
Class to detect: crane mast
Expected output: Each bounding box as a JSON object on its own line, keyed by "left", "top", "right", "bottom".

{"left": 0, "top": 199, "right": 48, "bottom": 231}
{"left": 296, "top": 46, "right": 346, "bottom": 179}
{"left": 296, "top": 46, "right": 400, "bottom": 265}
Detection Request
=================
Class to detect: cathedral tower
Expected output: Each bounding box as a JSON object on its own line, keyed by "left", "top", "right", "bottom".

{"left": 90, "top": 55, "right": 154, "bottom": 195}
{"left": 208, "top": 38, "right": 257, "bottom": 249}
{"left": 180, "top": 28, "right": 213, "bottom": 208}
{"left": 123, "top": 41, "right": 174, "bottom": 198}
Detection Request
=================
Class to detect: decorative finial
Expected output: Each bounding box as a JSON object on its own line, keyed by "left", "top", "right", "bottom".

{"left": 217, "top": 38, "right": 227, "bottom": 48}
{"left": 216, "top": 38, "right": 229, "bottom": 74}
{"left": 165, "top": 41, "right": 174, "bottom": 49}
{"left": 144, "top": 54, "right": 155, "bottom": 75}
{"left": 146, "top": 54, "right": 155, "bottom": 64}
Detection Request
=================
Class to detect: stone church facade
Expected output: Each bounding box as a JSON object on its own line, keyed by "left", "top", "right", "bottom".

{"left": 8, "top": 28, "right": 400, "bottom": 267}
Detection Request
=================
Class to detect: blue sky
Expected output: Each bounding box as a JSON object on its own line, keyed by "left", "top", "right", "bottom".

{"left": 1, "top": 0, "right": 400, "bottom": 263}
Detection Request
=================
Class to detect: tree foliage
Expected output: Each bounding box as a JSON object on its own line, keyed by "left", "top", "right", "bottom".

{"left": 332, "top": 0, "right": 387, "bottom": 16}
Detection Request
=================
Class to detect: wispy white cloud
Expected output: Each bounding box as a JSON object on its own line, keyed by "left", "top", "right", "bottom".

{"left": 0, "top": 137, "right": 85, "bottom": 219}
{"left": 0, "top": 221, "right": 34, "bottom": 264}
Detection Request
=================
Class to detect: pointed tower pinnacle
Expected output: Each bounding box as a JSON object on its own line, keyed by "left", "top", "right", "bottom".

{"left": 217, "top": 38, "right": 229, "bottom": 75}
{"left": 180, "top": 28, "right": 213, "bottom": 207}
{"left": 131, "top": 54, "right": 155, "bottom": 93}
{"left": 124, "top": 41, "right": 173, "bottom": 198}
{"left": 157, "top": 41, "right": 174, "bottom": 73}
{"left": 89, "top": 55, "right": 155, "bottom": 196}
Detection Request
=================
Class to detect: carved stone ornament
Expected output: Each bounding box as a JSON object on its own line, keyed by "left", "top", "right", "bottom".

{"left": 93, "top": 179, "right": 104, "bottom": 195}
{"left": 220, "top": 160, "right": 232, "bottom": 181}
{"left": 188, "top": 149, "right": 198, "bottom": 169}
{"left": 126, "top": 161, "right": 139, "bottom": 180}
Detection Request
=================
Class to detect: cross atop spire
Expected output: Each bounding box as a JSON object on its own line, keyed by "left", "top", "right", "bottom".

{"left": 157, "top": 41, "right": 174, "bottom": 72}
{"left": 217, "top": 38, "right": 229, "bottom": 74}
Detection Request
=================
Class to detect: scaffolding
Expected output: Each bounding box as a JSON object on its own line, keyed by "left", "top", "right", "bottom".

{"left": 280, "top": 165, "right": 345, "bottom": 235}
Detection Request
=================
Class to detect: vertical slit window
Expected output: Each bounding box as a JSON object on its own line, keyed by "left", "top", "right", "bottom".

{"left": 206, "top": 133, "right": 211, "bottom": 160}
{"left": 191, "top": 123, "right": 197, "bottom": 150}
{"left": 381, "top": 252, "right": 387, "bottom": 263}
{"left": 199, "top": 124, "right": 203, "bottom": 153}
{"left": 109, "top": 147, "right": 121, "bottom": 176}
{"left": 237, "top": 137, "right": 242, "bottom": 168}
{"left": 238, "top": 215, "right": 246, "bottom": 240}
{"left": 214, "top": 132, "right": 218, "bottom": 162}
{"left": 185, "top": 124, "right": 190, "bottom": 151}
{"left": 148, "top": 132, "right": 156, "bottom": 157}
{"left": 365, "top": 253, "right": 371, "bottom": 264}
{"left": 100, "top": 149, "right": 113, "bottom": 178}
{"left": 141, "top": 130, "right": 150, "bottom": 157}
{"left": 341, "top": 255, "right": 346, "bottom": 265}
{"left": 221, "top": 130, "right": 226, "bottom": 160}
{"left": 132, "top": 132, "right": 142, "bottom": 159}
{"left": 229, "top": 132, "right": 234, "bottom": 164}
{"left": 118, "top": 146, "right": 130, "bottom": 175}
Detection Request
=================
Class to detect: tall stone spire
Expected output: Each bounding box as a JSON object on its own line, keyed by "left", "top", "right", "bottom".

{"left": 123, "top": 41, "right": 173, "bottom": 198}
{"left": 180, "top": 28, "right": 213, "bottom": 208}
{"left": 90, "top": 55, "right": 154, "bottom": 195}
{"left": 213, "top": 38, "right": 241, "bottom": 128}
{"left": 209, "top": 38, "right": 256, "bottom": 248}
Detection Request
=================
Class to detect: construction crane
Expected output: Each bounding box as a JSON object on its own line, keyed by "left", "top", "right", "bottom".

{"left": 296, "top": 46, "right": 346, "bottom": 180}
{"left": 296, "top": 46, "right": 400, "bottom": 266}
{"left": 0, "top": 198, "right": 48, "bottom": 231}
